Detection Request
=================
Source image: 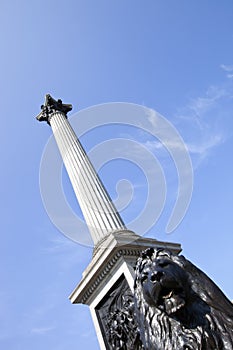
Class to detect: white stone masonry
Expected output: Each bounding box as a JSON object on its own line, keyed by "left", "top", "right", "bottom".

{"left": 50, "top": 111, "right": 126, "bottom": 245}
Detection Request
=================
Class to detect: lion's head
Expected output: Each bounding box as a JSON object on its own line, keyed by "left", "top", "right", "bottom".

{"left": 134, "top": 247, "right": 233, "bottom": 350}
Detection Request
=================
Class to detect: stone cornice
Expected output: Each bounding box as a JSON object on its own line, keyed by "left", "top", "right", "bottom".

{"left": 78, "top": 248, "right": 141, "bottom": 304}
{"left": 69, "top": 233, "right": 181, "bottom": 305}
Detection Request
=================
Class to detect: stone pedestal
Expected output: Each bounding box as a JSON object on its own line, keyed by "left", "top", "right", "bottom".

{"left": 69, "top": 231, "right": 181, "bottom": 349}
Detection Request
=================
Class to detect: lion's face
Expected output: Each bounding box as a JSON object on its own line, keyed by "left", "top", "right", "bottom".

{"left": 136, "top": 248, "right": 190, "bottom": 315}
{"left": 134, "top": 247, "right": 233, "bottom": 350}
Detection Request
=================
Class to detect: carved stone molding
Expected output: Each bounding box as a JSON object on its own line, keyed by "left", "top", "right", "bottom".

{"left": 80, "top": 248, "right": 142, "bottom": 304}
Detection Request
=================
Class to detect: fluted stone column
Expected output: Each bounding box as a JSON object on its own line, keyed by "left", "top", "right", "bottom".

{"left": 37, "top": 95, "right": 126, "bottom": 245}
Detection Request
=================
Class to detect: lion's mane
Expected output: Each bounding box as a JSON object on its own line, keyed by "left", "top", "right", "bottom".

{"left": 134, "top": 248, "right": 233, "bottom": 350}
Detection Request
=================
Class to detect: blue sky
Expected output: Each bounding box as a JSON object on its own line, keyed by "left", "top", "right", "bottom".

{"left": 1, "top": 1, "right": 233, "bottom": 349}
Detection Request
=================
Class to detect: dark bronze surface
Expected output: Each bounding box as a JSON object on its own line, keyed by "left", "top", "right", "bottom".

{"left": 36, "top": 94, "right": 72, "bottom": 124}
{"left": 134, "top": 248, "right": 233, "bottom": 349}
{"left": 96, "top": 274, "right": 143, "bottom": 350}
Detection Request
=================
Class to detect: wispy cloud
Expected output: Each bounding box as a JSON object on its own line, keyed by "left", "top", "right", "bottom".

{"left": 177, "top": 85, "right": 228, "bottom": 129}
{"left": 220, "top": 64, "right": 233, "bottom": 72}
{"left": 173, "top": 79, "right": 232, "bottom": 166}
{"left": 31, "top": 326, "right": 55, "bottom": 335}
{"left": 143, "top": 140, "right": 163, "bottom": 151}
{"left": 42, "top": 236, "right": 76, "bottom": 254}
{"left": 186, "top": 133, "right": 225, "bottom": 155}
{"left": 41, "top": 236, "right": 91, "bottom": 270}
{"left": 144, "top": 135, "right": 224, "bottom": 156}
{"left": 220, "top": 64, "right": 233, "bottom": 79}
{"left": 113, "top": 79, "right": 231, "bottom": 171}
{"left": 143, "top": 103, "right": 225, "bottom": 164}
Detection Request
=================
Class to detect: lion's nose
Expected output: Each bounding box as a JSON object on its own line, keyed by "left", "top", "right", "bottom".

{"left": 150, "top": 271, "right": 163, "bottom": 282}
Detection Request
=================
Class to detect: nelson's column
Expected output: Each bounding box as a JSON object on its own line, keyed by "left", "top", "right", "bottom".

{"left": 36, "top": 95, "right": 181, "bottom": 349}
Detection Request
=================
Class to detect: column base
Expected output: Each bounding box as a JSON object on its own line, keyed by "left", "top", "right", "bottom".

{"left": 69, "top": 231, "right": 181, "bottom": 349}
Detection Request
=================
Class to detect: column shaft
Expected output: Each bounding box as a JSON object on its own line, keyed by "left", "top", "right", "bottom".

{"left": 50, "top": 112, "right": 126, "bottom": 244}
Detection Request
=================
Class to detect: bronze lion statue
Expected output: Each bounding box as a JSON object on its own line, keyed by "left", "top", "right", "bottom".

{"left": 134, "top": 248, "right": 233, "bottom": 349}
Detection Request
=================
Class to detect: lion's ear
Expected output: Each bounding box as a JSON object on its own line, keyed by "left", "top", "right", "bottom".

{"left": 173, "top": 254, "right": 187, "bottom": 268}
